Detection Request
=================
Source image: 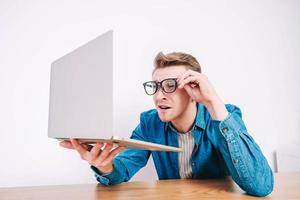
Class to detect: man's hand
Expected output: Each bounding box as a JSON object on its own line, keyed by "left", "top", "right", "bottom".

{"left": 177, "top": 69, "right": 229, "bottom": 121}
{"left": 59, "top": 139, "right": 125, "bottom": 174}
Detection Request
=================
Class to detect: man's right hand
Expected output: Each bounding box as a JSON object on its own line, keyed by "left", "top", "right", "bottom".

{"left": 59, "top": 139, "right": 125, "bottom": 174}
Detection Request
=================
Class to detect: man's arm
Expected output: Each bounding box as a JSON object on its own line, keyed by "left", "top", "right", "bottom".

{"left": 207, "top": 103, "right": 274, "bottom": 197}
{"left": 177, "top": 70, "right": 274, "bottom": 196}
{"left": 92, "top": 122, "right": 151, "bottom": 186}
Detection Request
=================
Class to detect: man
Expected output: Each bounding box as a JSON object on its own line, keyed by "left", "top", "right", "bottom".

{"left": 60, "top": 52, "right": 274, "bottom": 197}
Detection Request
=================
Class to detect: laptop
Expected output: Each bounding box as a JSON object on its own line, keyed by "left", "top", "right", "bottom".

{"left": 48, "top": 30, "right": 182, "bottom": 152}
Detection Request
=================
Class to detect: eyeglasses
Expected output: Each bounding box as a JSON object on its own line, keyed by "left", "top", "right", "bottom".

{"left": 143, "top": 78, "right": 177, "bottom": 95}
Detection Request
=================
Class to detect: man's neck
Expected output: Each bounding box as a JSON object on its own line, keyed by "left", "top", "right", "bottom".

{"left": 171, "top": 103, "right": 197, "bottom": 133}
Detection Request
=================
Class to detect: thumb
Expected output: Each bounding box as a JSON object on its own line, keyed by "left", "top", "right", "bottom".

{"left": 59, "top": 140, "right": 74, "bottom": 149}
{"left": 183, "top": 85, "right": 195, "bottom": 99}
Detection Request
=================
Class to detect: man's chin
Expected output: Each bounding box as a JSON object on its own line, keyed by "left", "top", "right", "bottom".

{"left": 157, "top": 114, "right": 172, "bottom": 122}
{"left": 159, "top": 118, "right": 170, "bottom": 122}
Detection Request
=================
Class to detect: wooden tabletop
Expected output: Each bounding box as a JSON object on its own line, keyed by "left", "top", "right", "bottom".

{"left": 1, "top": 172, "right": 299, "bottom": 200}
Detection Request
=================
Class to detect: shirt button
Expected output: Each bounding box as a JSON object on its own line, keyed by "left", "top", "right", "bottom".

{"left": 233, "top": 159, "right": 239, "bottom": 164}
{"left": 192, "top": 162, "right": 195, "bottom": 166}
{"left": 222, "top": 127, "right": 229, "bottom": 133}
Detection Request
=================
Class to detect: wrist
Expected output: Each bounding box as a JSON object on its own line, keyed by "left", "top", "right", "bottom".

{"left": 96, "top": 164, "right": 113, "bottom": 174}
{"left": 204, "top": 97, "right": 228, "bottom": 121}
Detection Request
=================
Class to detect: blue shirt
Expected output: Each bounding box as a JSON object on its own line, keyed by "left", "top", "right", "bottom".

{"left": 91, "top": 104, "right": 274, "bottom": 197}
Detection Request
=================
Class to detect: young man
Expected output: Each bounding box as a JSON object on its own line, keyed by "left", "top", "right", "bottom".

{"left": 60, "top": 52, "right": 274, "bottom": 197}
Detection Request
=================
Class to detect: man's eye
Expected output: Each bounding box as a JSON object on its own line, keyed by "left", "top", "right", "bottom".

{"left": 148, "top": 84, "right": 156, "bottom": 89}
{"left": 166, "top": 82, "right": 175, "bottom": 88}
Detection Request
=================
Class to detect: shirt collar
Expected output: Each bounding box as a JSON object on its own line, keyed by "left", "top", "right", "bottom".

{"left": 194, "top": 103, "right": 207, "bottom": 130}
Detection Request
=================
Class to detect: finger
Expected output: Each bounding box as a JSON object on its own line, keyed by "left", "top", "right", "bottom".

{"left": 98, "top": 146, "right": 126, "bottom": 167}
{"left": 178, "top": 76, "right": 199, "bottom": 89}
{"left": 95, "top": 143, "right": 113, "bottom": 163}
{"left": 70, "top": 139, "right": 89, "bottom": 159}
{"left": 183, "top": 84, "right": 194, "bottom": 96}
{"left": 60, "top": 141, "right": 92, "bottom": 151}
{"left": 59, "top": 141, "right": 74, "bottom": 149}
{"left": 178, "top": 70, "right": 199, "bottom": 84}
{"left": 184, "top": 84, "right": 200, "bottom": 101}
{"left": 73, "top": 141, "right": 94, "bottom": 151}
{"left": 90, "top": 142, "right": 103, "bottom": 158}
{"left": 81, "top": 143, "right": 93, "bottom": 151}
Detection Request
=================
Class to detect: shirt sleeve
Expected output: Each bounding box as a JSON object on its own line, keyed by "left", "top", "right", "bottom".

{"left": 207, "top": 104, "right": 274, "bottom": 197}
{"left": 91, "top": 117, "right": 151, "bottom": 186}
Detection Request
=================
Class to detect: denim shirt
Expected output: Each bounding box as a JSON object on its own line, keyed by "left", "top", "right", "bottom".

{"left": 91, "top": 104, "right": 274, "bottom": 197}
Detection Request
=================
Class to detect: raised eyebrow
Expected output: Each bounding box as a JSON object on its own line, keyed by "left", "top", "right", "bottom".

{"left": 163, "top": 78, "right": 178, "bottom": 82}
{"left": 150, "top": 80, "right": 158, "bottom": 83}
{"left": 151, "top": 79, "right": 161, "bottom": 83}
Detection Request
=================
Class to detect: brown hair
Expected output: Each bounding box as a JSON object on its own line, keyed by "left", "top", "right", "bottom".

{"left": 153, "top": 51, "right": 201, "bottom": 74}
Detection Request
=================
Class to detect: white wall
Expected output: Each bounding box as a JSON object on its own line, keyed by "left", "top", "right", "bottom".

{"left": 0, "top": 0, "right": 299, "bottom": 187}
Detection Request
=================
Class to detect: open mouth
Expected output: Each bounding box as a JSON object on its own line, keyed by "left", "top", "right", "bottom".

{"left": 158, "top": 105, "right": 171, "bottom": 110}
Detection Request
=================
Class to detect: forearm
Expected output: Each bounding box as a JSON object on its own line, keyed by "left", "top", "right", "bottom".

{"left": 203, "top": 96, "right": 228, "bottom": 121}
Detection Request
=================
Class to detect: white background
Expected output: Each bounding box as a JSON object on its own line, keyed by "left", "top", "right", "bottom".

{"left": 0, "top": 0, "right": 299, "bottom": 187}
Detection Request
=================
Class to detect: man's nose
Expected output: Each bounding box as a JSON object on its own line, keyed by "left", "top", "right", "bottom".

{"left": 154, "top": 87, "right": 166, "bottom": 100}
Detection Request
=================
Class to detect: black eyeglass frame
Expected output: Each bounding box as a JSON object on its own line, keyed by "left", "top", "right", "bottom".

{"left": 142, "top": 78, "right": 178, "bottom": 95}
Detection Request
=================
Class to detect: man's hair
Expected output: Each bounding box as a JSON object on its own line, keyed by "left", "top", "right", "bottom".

{"left": 153, "top": 51, "right": 201, "bottom": 74}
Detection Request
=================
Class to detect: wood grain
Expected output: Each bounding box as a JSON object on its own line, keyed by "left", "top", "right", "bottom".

{"left": 0, "top": 172, "right": 299, "bottom": 200}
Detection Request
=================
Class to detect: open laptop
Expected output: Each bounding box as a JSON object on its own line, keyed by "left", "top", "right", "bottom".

{"left": 48, "top": 30, "right": 182, "bottom": 152}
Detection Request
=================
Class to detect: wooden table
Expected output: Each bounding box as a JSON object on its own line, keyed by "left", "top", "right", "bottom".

{"left": 1, "top": 172, "right": 299, "bottom": 200}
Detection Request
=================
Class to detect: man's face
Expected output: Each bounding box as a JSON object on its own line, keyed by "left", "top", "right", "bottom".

{"left": 152, "top": 65, "right": 191, "bottom": 122}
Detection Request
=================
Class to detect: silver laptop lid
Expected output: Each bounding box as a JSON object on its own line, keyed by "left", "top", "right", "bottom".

{"left": 48, "top": 30, "right": 113, "bottom": 139}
